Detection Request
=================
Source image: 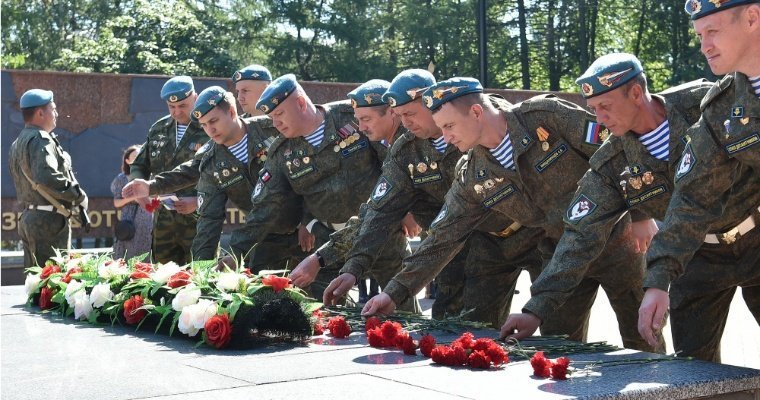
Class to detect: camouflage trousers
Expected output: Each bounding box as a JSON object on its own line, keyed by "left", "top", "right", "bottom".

{"left": 538, "top": 215, "right": 662, "bottom": 353}
{"left": 309, "top": 222, "right": 421, "bottom": 313}
{"left": 248, "top": 231, "right": 310, "bottom": 273}
{"left": 18, "top": 210, "right": 70, "bottom": 268}
{"left": 669, "top": 226, "right": 760, "bottom": 362}
{"left": 151, "top": 208, "right": 198, "bottom": 265}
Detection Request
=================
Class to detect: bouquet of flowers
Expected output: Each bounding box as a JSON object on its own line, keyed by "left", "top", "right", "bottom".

{"left": 24, "top": 251, "right": 322, "bottom": 349}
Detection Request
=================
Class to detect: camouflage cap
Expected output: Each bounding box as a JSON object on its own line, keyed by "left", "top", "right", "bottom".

{"left": 684, "top": 0, "right": 759, "bottom": 20}
{"left": 421, "top": 77, "right": 483, "bottom": 111}
{"left": 255, "top": 73, "right": 298, "bottom": 114}
{"left": 192, "top": 86, "right": 227, "bottom": 121}
{"left": 575, "top": 53, "right": 643, "bottom": 99}
{"left": 160, "top": 76, "right": 195, "bottom": 103}
{"left": 20, "top": 89, "right": 54, "bottom": 109}
{"left": 232, "top": 64, "right": 272, "bottom": 83}
{"left": 347, "top": 79, "right": 391, "bottom": 108}
{"left": 382, "top": 69, "right": 436, "bottom": 108}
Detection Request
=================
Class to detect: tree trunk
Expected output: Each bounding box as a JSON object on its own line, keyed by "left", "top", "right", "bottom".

{"left": 634, "top": 0, "right": 648, "bottom": 56}
{"left": 517, "top": 0, "right": 531, "bottom": 89}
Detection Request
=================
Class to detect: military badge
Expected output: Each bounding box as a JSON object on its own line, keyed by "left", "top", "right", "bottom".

{"left": 597, "top": 68, "right": 633, "bottom": 87}
{"left": 732, "top": 106, "right": 744, "bottom": 118}
{"left": 628, "top": 176, "right": 643, "bottom": 190}
{"left": 708, "top": 0, "right": 729, "bottom": 7}
{"left": 351, "top": 98, "right": 358, "bottom": 108}
{"left": 642, "top": 171, "right": 654, "bottom": 185}
{"left": 303, "top": 157, "right": 310, "bottom": 164}
{"left": 259, "top": 105, "right": 269, "bottom": 113}
{"left": 193, "top": 110, "right": 202, "bottom": 119}
{"left": 232, "top": 166, "right": 239, "bottom": 172}
{"left": 619, "top": 180, "right": 628, "bottom": 198}
{"left": 483, "top": 179, "right": 495, "bottom": 189}
{"left": 286, "top": 161, "right": 293, "bottom": 173}
{"left": 536, "top": 126, "right": 551, "bottom": 152}
{"left": 371, "top": 177, "right": 393, "bottom": 202}
{"left": 169, "top": 95, "right": 178, "bottom": 102}
{"left": 566, "top": 194, "right": 597, "bottom": 223}
{"left": 474, "top": 184, "right": 484, "bottom": 195}
{"left": 430, "top": 161, "right": 438, "bottom": 170}
{"left": 233, "top": 71, "right": 242, "bottom": 82}
{"left": 740, "top": 117, "right": 750, "bottom": 125}
{"left": 333, "top": 145, "right": 340, "bottom": 152}
{"left": 272, "top": 97, "right": 280, "bottom": 105}
{"left": 581, "top": 83, "right": 594, "bottom": 97}
{"left": 261, "top": 170, "right": 271, "bottom": 182}
{"left": 476, "top": 169, "right": 487, "bottom": 180}
{"left": 208, "top": 98, "right": 216, "bottom": 106}
{"left": 416, "top": 162, "right": 428, "bottom": 173}
{"left": 197, "top": 194, "right": 204, "bottom": 209}
{"left": 687, "top": 0, "right": 702, "bottom": 13}
{"left": 423, "top": 96, "right": 434, "bottom": 108}
{"left": 293, "top": 158, "right": 301, "bottom": 167}
{"left": 222, "top": 169, "right": 230, "bottom": 177}
{"left": 406, "top": 88, "right": 424, "bottom": 100}
{"left": 253, "top": 180, "right": 264, "bottom": 198}
{"left": 675, "top": 145, "right": 696, "bottom": 181}
{"left": 388, "top": 97, "right": 397, "bottom": 107}
{"left": 408, "top": 163, "right": 415, "bottom": 177}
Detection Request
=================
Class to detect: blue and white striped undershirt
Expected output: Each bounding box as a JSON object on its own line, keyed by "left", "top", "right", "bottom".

{"left": 430, "top": 136, "right": 447, "bottom": 153}
{"left": 489, "top": 131, "right": 516, "bottom": 170}
{"left": 227, "top": 134, "right": 248, "bottom": 164}
{"left": 304, "top": 121, "right": 326, "bottom": 147}
{"left": 638, "top": 119, "right": 670, "bottom": 161}
{"left": 176, "top": 124, "right": 188, "bottom": 146}
{"left": 750, "top": 75, "right": 760, "bottom": 99}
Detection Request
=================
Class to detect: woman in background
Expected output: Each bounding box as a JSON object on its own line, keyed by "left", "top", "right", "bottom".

{"left": 111, "top": 145, "right": 153, "bottom": 260}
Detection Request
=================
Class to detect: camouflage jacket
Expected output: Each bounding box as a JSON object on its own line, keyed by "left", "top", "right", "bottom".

{"left": 523, "top": 80, "right": 711, "bottom": 320}
{"left": 646, "top": 73, "right": 760, "bottom": 290}
{"left": 228, "top": 100, "right": 384, "bottom": 259}
{"left": 129, "top": 115, "right": 208, "bottom": 197}
{"left": 9, "top": 126, "right": 87, "bottom": 208}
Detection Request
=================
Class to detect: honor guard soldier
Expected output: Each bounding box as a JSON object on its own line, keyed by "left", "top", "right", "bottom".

{"left": 226, "top": 74, "right": 416, "bottom": 310}
{"left": 129, "top": 76, "right": 208, "bottom": 264}
{"left": 9, "top": 89, "right": 89, "bottom": 268}
{"left": 501, "top": 54, "right": 711, "bottom": 352}
{"left": 639, "top": 0, "right": 760, "bottom": 361}
{"left": 231, "top": 64, "right": 272, "bottom": 117}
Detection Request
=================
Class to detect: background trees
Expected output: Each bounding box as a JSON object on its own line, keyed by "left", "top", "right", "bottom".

{"left": 1, "top": 0, "right": 712, "bottom": 92}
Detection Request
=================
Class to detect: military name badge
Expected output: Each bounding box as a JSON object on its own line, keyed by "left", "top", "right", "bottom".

{"left": 371, "top": 177, "right": 393, "bottom": 203}
{"left": 566, "top": 194, "right": 597, "bottom": 223}
{"left": 483, "top": 184, "right": 516, "bottom": 208}
{"left": 341, "top": 138, "right": 368, "bottom": 158}
{"left": 413, "top": 173, "right": 442, "bottom": 186}
{"left": 626, "top": 185, "right": 667, "bottom": 208}
{"left": 724, "top": 133, "right": 760, "bottom": 155}
{"left": 584, "top": 121, "right": 608, "bottom": 146}
{"left": 674, "top": 145, "right": 696, "bottom": 181}
{"left": 534, "top": 144, "right": 568, "bottom": 173}
{"left": 431, "top": 205, "right": 448, "bottom": 228}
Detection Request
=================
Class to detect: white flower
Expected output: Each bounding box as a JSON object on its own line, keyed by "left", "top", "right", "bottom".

{"left": 150, "top": 262, "right": 182, "bottom": 284}
{"left": 172, "top": 284, "right": 201, "bottom": 311}
{"left": 65, "top": 254, "right": 92, "bottom": 270}
{"left": 73, "top": 292, "right": 92, "bottom": 320}
{"left": 177, "top": 299, "right": 217, "bottom": 337}
{"left": 65, "top": 280, "right": 85, "bottom": 306}
{"left": 24, "top": 274, "right": 41, "bottom": 297}
{"left": 98, "top": 260, "right": 128, "bottom": 280}
{"left": 215, "top": 272, "right": 245, "bottom": 292}
{"left": 89, "top": 283, "right": 113, "bottom": 308}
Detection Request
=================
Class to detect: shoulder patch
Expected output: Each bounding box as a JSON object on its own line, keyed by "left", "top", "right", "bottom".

{"left": 370, "top": 177, "right": 394, "bottom": 202}
{"left": 519, "top": 94, "right": 559, "bottom": 114}
{"left": 584, "top": 120, "right": 610, "bottom": 146}
{"left": 246, "top": 114, "right": 274, "bottom": 129}
{"left": 700, "top": 74, "right": 734, "bottom": 111}
{"left": 674, "top": 144, "right": 696, "bottom": 181}
{"left": 566, "top": 194, "right": 597, "bottom": 224}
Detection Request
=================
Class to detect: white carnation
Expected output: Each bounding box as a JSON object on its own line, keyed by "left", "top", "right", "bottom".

{"left": 98, "top": 260, "right": 128, "bottom": 279}
{"left": 89, "top": 283, "right": 113, "bottom": 308}
{"left": 171, "top": 284, "right": 201, "bottom": 311}
{"left": 215, "top": 272, "right": 245, "bottom": 292}
{"left": 73, "top": 292, "right": 93, "bottom": 320}
{"left": 65, "top": 280, "right": 85, "bottom": 306}
{"left": 150, "top": 262, "right": 182, "bottom": 284}
{"left": 24, "top": 274, "right": 41, "bottom": 297}
{"left": 177, "top": 299, "right": 217, "bottom": 337}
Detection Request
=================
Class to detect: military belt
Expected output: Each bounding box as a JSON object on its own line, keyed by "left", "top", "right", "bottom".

{"left": 27, "top": 204, "right": 55, "bottom": 212}
{"left": 489, "top": 222, "right": 522, "bottom": 238}
{"left": 704, "top": 206, "right": 759, "bottom": 245}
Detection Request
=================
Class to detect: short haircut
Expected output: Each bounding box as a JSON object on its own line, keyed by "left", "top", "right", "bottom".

{"left": 431, "top": 92, "right": 484, "bottom": 115}
{"left": 371, "top": 104, "right": 390, "bottom": 116}
{"left": 22, "top": 105, "right": 44, "bottom": 123}
{"left": 215, "top": 92, "right": 238, "bottom": 114}
{"left": 623, "top": 73, "right": 649, "bottom": 96}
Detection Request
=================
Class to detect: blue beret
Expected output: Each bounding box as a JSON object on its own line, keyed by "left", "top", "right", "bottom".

{"left": 232, "top": 64, "right": 272, "bottom": 83}
{"left": 382, "top": 69, "right": 436, "bottom": 108}
{"left": 685, "top": 0, "right": 759, "bottom": 20}
{"left": 421, "top": 77, "right": 483, "bottom": 111}
{"left": 191, "top": 86, "right": 228, "bottom": 121}
{"left": 255, "top": 74, "right": 298, "bottom": 114}
{"left": 575, "top": 53, "right": 643, "bottom": 99}
{"left": 20, "top": 89, "right": 54, "bottom": 109}
{"left": 348, "top": 79, "right": 391, "bottom": 108}
{"left": 160, "top": 76, "right": 194, "bottom": 103}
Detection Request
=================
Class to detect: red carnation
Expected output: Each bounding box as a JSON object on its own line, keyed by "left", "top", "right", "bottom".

{"left": 365, "top": 316, "right": 381, "bottom": 332}
{"left": 40, "top": 264, "right": 61, "bottom": 279}
{"left": 530, "top": 351, "right": 552, "bottom": 378}
{"left": 468, "top": 350, "right": 492, "bottom": 369}
{"left": 380, "top": 321, "right": 402, "bottom": 342}
{"left": 486, "top": 341, "right": 509, "bottom": 366}
{"left": 431, "top": 345, "right": 452, "bottom": 365}
{"left": 61, "top": 267, "right": 82, "bottom": 284}
{"left": 262, "top": 275, "right": 292, "bottom": 293}
{"left": 123, "top": 295, "right": 147, "bottom": 325}
{"left": 401, "top": 335, "right": 417, "bottom": 356}
{"left": 393, "top": 332, "right": 410, "bottom": 349}
{"left": 450, "top": 343, "right": 469, "bottom": 366}
{"left": 367, "top": 327, "right": 387, "bottom": 347}
{"left": 419, "top": 334, "right": 437, "bottom": 357}
{"left": 204, "top": 313, "right": 232, "bottom": 349}
{"left": 313, "top": 320, "right": 325, "bottom": 335}
{"left": 167, "top": 270, "right": 193, "bottom": 288}
{"left": 551, "top": 357, "right": 571, "bottom": 380}
{"left": 472, "top": 338, "right": 494, "bottom": 352}
{"left": 327, "top": 316, "right": 351, "bottom": 339}
{"left": 144, "top": 198, "right": 161, "bottom": 213}
{"left": 453, "top": 332, "right": 475, "bottom": 350}
{"left": 38, "top": 287, "right": 56, "bottom": 310}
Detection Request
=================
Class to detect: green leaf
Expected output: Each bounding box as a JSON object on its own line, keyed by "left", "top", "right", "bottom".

{"left": 154, "top": 307, "right": 174, "bottom": 334}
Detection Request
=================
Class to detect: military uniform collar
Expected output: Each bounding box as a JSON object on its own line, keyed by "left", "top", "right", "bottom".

{"left": 501, "top": 109, "right": 531, "bottom": 161}
{"left": 734, "top": 72, "right": 760, "bottom": 112}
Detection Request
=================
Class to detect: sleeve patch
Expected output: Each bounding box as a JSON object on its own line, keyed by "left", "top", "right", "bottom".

{"left": 566, "top": 194, "right": 597, "bottom": 223}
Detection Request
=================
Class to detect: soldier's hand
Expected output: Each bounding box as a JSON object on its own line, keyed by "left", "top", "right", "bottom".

{"left": 289, "top": 254, "right": 320, "bottom": 288}
{"left": 638, "top": 288, "right": 669, "bottom": 349}
{"left": 401, "top": 212, "right": 422, "bottom": 238}
{"left": 217, "top": 255, "right": 237, "bottom": 271}
{"left": 297, "top": 224, "right": 315, "bottom": 252}
{"left": 630, "top": 218, "right": 658, "bottom": 253}
{"left": 361, "top": 293, "right": 396, "bottom": 316}
{"left": 174, "top": 197, "right": 198, "bottom": 214}
{"left": 122, "top": 179, "right": 150, "bottom": 200}
{"left": 323, "top": 273, "right": 356, "bottom": 306}
{"left": 499, "top": 312, "right": 541, "bottom": 341}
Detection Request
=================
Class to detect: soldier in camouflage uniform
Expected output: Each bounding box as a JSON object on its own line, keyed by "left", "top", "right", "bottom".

{"left": 9, "top": 89, "right": 89, "bottom": 268}
{"left": 638, "top": 0, "right": 760, "bottom": 362}
{"left": 129, "top": 76, "right": 209, "bottom": 264}
{"left": 232, "top": 64, "right": 272, "bottom": 118}
{"left": 501, "top": 54, "right": 712, "bottom": 352}
{"left": 227, "top": 74, "right": 416, "bottom": 311}
{"left": 365, "top": 77, "right": 654, "bottom": 351}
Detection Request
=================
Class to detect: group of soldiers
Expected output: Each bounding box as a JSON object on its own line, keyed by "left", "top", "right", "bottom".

{"left": 9, "top": 0, "right": 759, "bottom": 364}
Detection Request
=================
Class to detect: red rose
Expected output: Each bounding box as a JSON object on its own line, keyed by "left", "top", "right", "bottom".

{"left": 262, "top": 275, "right": 292, "bottom": 293}
{"left": 133, "top": 262, "right": 153, "bottom": 273}
{"left": 167, "top": 270, "right": 193, "bottom": 288}
{"left": 40, "top": 265, "right": 61, "bottom": 279}
{"left": 367, "top": 327, "right": 387, "bottom": 347}
{"left": 530, "top": 351, "right": 552, "bottom": 378}
{"left": 38, "top": 287, "right": 56, "bottom": 310}
{"left": 401, "top": 335, "right": 417, "bottom": 356}
{"left": 551, "top": 357, "right": 571, "bottom": 380}
{"left": 61, "top": 267, "right": 82, "bottom": 284}
{"left": 204, "top": 313, "right": 232, "bottom": 349}
{"left": 130, "top": 271, "right": 150, "bottom": 280}
{"left": 327, "top": 316, "right": 351, "bottom": 339}
{"left": 380, "top": 321, "right": 402, "bottom": 342}
{"left": 453, "top": 332, "right": 475, "bottom": 350}
{"left": 485, "top": 341, "right": 508, "bottom": 366}
{"left": 242, "top": 268, "right": 253, "bottom": 277}
{"left": 468, "top": 350, "right": 492, "bottom": 369}
{"left": 364, "top": 316, "right": 381, "bottom": 332}
{"left": 123, "top": 295, "right": 147, "bottom": 325}
{"left": 144, "top": 198, "right": 161, "bottom": 213}
{"left": 419, "top": 334, "right": 437, "bottom": 357}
